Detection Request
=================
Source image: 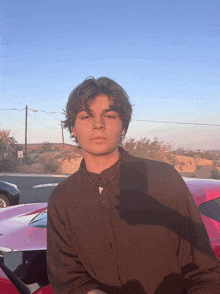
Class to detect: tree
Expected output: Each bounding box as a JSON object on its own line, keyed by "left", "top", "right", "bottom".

{"left": 121, "top": 137, "right": 178, "bottom": 166}
{"left": 0, "top": 129, "right": 22, "bottom": 171}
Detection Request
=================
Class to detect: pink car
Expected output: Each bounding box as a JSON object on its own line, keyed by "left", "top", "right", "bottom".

{"left": 0, "top": 178, "right": 220, "bottom": 294}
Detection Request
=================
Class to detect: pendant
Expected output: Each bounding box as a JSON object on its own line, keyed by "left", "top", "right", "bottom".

{"left": 99, "top": 186, "right": 103, "bottom": 194}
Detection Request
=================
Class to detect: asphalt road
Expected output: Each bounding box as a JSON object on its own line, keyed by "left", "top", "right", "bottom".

{"left": 0, "top": 174, "right": 68, "bottom": 204}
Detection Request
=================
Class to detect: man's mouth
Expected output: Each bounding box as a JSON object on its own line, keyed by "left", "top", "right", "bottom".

{"left": 91, "top": 137, "right": 106, "bottom": 140}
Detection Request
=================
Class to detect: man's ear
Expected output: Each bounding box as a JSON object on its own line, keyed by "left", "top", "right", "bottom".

{"left": 72, "top": 126, "right": 76, "bottom": 137}
{"left": 122, "top": 128, "right": 126, "bottom": 136}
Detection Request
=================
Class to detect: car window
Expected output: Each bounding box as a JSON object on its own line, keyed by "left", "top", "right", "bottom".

{"left": 29, "top": 210, "right": 47, "bottom": 228}
{"left": 198, "top": 198, "right": 220, "bottom": 223}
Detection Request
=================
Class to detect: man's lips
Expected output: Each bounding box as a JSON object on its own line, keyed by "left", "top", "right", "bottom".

{"left": 91, "top": 137, "right": 106, "bottom": 140}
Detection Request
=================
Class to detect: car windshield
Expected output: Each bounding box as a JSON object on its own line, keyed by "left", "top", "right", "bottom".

{"left": 198, "top": 198, "right": 220, "bottom": 223}
{"left": 29, "top": 198, "right": 220, "bottom": 228}
{"left": 29, "top": 210, "right": 47, "bottom": 228}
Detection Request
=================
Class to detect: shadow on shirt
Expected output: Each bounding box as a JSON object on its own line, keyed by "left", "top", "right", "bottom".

{"left": 105, "top": 162, "right": 216, "bottom": 293}
{"left": 100, "top": 275, "right": 194, "bottom": 294}
{"left": 115, "top": 189, "right": 216, "bottom": 260}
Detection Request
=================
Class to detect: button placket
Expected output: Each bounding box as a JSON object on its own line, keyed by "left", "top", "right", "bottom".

{"left": 97, "top": 182, "right": 107, "bottom": 206}
{"left": 101, "top": 191, "right": 107, "bottom": 205}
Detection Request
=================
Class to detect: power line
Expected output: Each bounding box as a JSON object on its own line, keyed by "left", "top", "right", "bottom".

{"left": 30, "top": 117, "right": 220, "bottom": 128}
{"left": 0, "top": 108, "right": 63, "bottom": 114}
{"left": 0, "top": 108, "right": 220, "bottom": 127}
{"left": 28, "top": 108, "right": 63, "bottom": 114}
{"left": 133, "top": 119, "right": 220, "bottom": 127}
{"left": 0, "top": 108, "right": 25, "bottom": 111}
{"left": 30, "top": 116, "right": 60, "bottom": 129}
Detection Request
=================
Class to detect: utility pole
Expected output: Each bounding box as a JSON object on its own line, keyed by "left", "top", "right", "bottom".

{"left": 61, "top": 122, "right": 65, "bottom": 149}
{"left": 25, "top": 105, "right": 28, "bottom": 163}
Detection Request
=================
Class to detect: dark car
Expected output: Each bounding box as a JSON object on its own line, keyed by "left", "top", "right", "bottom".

{"left": 0, "top": 180, "right": 20, "bottom": 208}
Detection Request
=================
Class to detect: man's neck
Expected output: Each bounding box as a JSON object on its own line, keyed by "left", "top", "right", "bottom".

{"left": 83, "top": 148, "right": 120, "bottom": 174}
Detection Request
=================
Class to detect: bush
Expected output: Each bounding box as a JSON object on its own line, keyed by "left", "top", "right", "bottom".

{"left": 0, "top": 158, "right": 19, "bottom": 172}
{"left": 194, "top": 165, "right": 212, "bottom": 179}
{"left": 17, "top": 153, "right": 63, "bottom": 174}
{"left": 40, "top": 154, "right": 62, "bottom": 174}
{"left": 121, "top": 137, "right": 177, "bottom": 166}
{"left": 211, "top": 168, "right": 220, "bottom": 180}
{"left": 0, "top": 129, "right": 22, "bottom": 172}
{"left": 17, "top": 163, "right": 45, "bottom": 174}
{"left": 192, "top": 164, "right": 220, "bottom": 179}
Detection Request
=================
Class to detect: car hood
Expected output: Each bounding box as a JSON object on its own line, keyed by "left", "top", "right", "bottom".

{"left": 183, "top": 177, "right": 220, "bottom": 206}
{"left": 0, "top": 180, "right": 19, "bottom": 193}
{"left": 0, "top": 203, "right": 48, "bottom": 252}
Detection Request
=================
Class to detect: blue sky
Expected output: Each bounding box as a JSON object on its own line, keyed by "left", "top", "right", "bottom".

{"left": 1, "top": 0, "right": 220, "bottom": 149}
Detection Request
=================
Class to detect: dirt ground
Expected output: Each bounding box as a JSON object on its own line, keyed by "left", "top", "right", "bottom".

{"left": 61, "top": 157, "right": 83, "bottom": 174}
{"left": 174, "top": 155, "right": 213, "bottom": 173}
{"left": 60, "top": 155, "right": 217, "bottom": 175}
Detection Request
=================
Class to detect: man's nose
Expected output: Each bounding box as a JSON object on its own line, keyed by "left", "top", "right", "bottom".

{"left": 93, "top": 117, "right": 105, "bottom": 129}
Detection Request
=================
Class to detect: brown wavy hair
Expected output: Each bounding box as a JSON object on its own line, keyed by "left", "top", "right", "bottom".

{"left": 62, "top": 76, "right": 133, "bottom": 145}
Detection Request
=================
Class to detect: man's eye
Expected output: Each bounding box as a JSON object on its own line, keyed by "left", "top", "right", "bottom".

{"left": 81, "top": 116, "right": 90, "bottom": 119}
{"left": 106, "top": 116, "right": 116, "bottom": 119}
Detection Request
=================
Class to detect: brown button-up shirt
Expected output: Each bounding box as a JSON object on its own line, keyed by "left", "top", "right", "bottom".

{"left": 47, "top": 146, "right": 220, "bottom": 294}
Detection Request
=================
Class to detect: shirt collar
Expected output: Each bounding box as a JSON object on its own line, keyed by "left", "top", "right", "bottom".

{"left": 79, "top": 146, "right": 127, "bottom": 183}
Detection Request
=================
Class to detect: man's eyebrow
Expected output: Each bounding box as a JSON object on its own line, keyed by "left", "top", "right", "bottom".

{"left": 78, "top": 108, "right": 117, "bottom": 114}
{"left": 101, "top": 109, "right": 117, "bottom": 113}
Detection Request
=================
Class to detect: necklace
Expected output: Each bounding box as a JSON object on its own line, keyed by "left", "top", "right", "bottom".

{"left": 84, "top": 157, "right": 121, "bottom": 194}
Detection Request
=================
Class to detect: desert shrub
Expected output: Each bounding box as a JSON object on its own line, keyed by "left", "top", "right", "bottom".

{"left": 55, "top": 146, "right": 82, "bottom": 161}
{"left": 210, "top": 168, "right": 220, "bottom": 180}
{"left": 193, "top": 163, "right": 220, "bottom": 179}
{"left": 0, "top": 129, "right": 22, "bottom": 172}
{"left": 40, "top": 154, "right": 62, "bottom": 173}
{"left": 17, "top": 163, "right": 45, "bottom": 174}
{"left": 121, "top": 137, "right": 177, "bottom": 166}
{"left": 194, "top": 165, "right": 212, "bottom": 179}
{"left": 0, "top": 158, "right": 19, "bottom": 172}
{"left": 41, "top": 142, "right": 53, "bottom": 152}
{"left": 18, "top": 153, "right": 62, "bottom": 174}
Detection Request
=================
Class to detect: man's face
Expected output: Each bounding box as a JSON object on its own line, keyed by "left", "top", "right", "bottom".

{"left": 72, "top": 94, "right": 126, "bottom": 157}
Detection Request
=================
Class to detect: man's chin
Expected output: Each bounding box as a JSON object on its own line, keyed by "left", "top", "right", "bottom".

{"left": 83, "top": 146, "right": 118, "bottom": 157}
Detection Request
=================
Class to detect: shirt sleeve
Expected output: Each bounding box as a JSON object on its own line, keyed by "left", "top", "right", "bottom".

{"left": 47, "top": 189, "right": 102, "bottom": 294}
{"left": 168, "top": 168, "right": 220, "bottom": 294}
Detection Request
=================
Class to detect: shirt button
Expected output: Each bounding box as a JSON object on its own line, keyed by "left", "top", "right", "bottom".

{"left": 103, "top": 201, "right": 106, "bottom": 203}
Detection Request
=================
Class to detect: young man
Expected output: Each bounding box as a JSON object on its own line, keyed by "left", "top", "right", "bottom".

{"left": 47, "top": 77, "right": 220, "bottom": 294}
